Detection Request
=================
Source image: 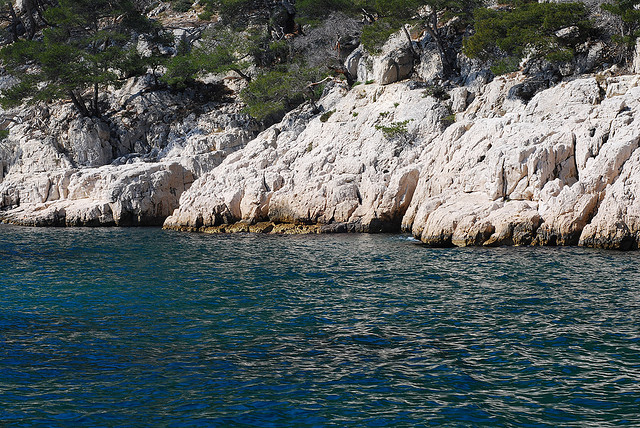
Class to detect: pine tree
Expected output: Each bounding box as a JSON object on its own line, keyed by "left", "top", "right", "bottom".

{"left": 463, "top": 0, "right": 591, "bottom": 74}
{"left": 360, "top": 0, "right": 484, "bottom": 74}
{"left": 0, "top": 0, "right": 56, "bottom": 42}
{"left": 0, "top": 0, "right": 158, "bottom": 117}
{"left": 601, "top": 0, "right": 640, "bottom": 62}
{"left": 163, "top": 27, "right": 255, "bottom": 89}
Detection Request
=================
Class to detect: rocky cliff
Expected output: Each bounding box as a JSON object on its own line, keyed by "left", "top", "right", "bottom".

{"left": 2, "top": 6, "right": 640, "bottom": 249}
{"left": 0, "top": 75, "right": 259, "bottom": 226}
{"left": 161, "top": 71, "right": 640, "bottom": 250}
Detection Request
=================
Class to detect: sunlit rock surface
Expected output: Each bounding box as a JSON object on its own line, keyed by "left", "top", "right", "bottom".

{"left": 165, "top": 74, "right": 640, "bottom": 250}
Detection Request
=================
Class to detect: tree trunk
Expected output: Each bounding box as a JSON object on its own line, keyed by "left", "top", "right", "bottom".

{"left": 33, "top": 0, "right": 50, "bottom": 26}
{"left": 231, "top": 68, "right": 252, "bottom": 82}
{"left": 68, "top": 91, "right": 90, "bottom": 117}
{"left": 402, "top": 24, "right": 419, "bottom": 58}
{"left": 23, "top": 0, "right": 37, "bottom": 40}
{"left": 92, "top": 83, "right": 100, "bottom": 117}
{"left": 425, "top": 11, "right": 452, "bottom": 76}
{"left": 7, "top": 2, "right": 21, "bottom": 42}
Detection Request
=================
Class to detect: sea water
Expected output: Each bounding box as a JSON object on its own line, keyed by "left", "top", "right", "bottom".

{"left": 1, "top": 225, "right": 639, "bottom": 427}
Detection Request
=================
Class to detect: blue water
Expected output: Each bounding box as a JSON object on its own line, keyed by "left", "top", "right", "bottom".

{"left": 1, "top": 225, "right": 640, "bottom": 427}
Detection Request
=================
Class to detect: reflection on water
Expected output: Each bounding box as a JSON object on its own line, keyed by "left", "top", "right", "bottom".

{"left": 1, "top": 225, "right": 640, "bottom": 426}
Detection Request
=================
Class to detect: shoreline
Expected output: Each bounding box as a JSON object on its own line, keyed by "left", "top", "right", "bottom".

{"left": 3, "top": 76, "right": 640, "bottom": 252}
{"left": 2, "top": 219, "right": 636, "bottom": 251}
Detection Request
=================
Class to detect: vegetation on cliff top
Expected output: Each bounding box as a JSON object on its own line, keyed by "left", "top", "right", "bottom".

{"left": 0, "top": 0, "right": 160, "bottom": 117}
{"left": 464, "top": 0, "right": 593, "bottom": 75}
{"left": 0, "top": 0, "right": 637, "bottom": 122}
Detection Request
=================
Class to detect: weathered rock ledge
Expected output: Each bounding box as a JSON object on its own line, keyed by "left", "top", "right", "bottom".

{"left": 1, "top": 162, "right": 194, "bottom": 226}
{"left": 162, "top": 74, "right": 640, "bottom": 250}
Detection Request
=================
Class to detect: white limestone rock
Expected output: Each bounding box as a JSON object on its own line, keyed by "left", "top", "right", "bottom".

{"left": 3, "top": 48, "right": 640, "bottom": 250}
{"left": 345, "top": 47, "right": 363, "bottom": 80}
{"left": 580, "top": 149, "right": 640, "bottom": 250}
{"left": 0, "top": 73, "right": 256, "bottom": 226}
{"left": 415, "top": 43, "right": 444, "bottom": 84}
{"left": 633, "top": 38, "right": 640, "bottom": 75}
{"left": 0, "top": 162, "right": 194, "bottom": 226}
{"left": 165, "top": 74, "right": 640, "bottom": 250}
{"left": 406, "top": 76, "right": 640, "bottom": 247}
{"left": 65, "top": 117, "right": 112, "bottom": 167}
{"left": 353, "top": 32, "right": 415, "bottom": 85}
{"left": 164, "top": 81, "right": 444, "bottom": 231}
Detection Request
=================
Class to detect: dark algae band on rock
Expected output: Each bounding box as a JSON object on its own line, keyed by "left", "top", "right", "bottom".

{"left": 2, "top": 227, "right": 640, "bottom": 426}
{"left": 163, "top": 218, "right": 407, "bottom": 235}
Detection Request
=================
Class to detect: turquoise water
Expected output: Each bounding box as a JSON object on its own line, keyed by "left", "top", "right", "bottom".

{"left": 1, "top": 225, "right": 640, "bottom": 427}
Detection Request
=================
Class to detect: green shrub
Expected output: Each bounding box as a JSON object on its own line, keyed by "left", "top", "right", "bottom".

{"left": 464, "top": 0, "right": 592, "bottom": 74}
{"left": 320, "top": 110, "right": 335, "bottom": 122}
{"left": 171, "top": 0, "right": 192, "bottom": 12}
{"left": 198, "top": 11, "right": 213, "bottom": 20}
{"left": 441, "top": 113, "right": 456, "bottom": 128}
{"left": 375, "top": 119, "right": 412, "bottom": 140}
{"left": 601, "top": 0, "right": 640, "bottom": 53}
{"left": 162, "top": 52, "right": 201, "bottom": 89}
{"left": 268, "top": 39, "right": 290, "bottom": 64}
{"left": 422, "top": 85, "right": 450, "bottom": 101}
{"left": 162, "top": 27, "right": 255, "bottom": 88}
{"left": 297, "top": 0, "right": 358, "bottom": 18}
{"left": 489, "top": 57, "right": 521, "bottom": 76}
{"left": 241, "top": 65, "right": 326, "bottom": 124}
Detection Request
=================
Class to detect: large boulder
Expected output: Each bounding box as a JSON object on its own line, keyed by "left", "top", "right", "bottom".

{"left": 351, "top": 32, "right": 415, "bottom": 85}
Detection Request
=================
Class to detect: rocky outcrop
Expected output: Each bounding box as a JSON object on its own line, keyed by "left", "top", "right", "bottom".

{"left": 164, "top": 81, "right": 436, "bottom": 231}
{"left": 2, "top": 16, "right": 640, "bottom": 250}
{"left": 1, "top": 162, "right": 193, "bottom": 226}
{"left": 580, "top": 149, "right": 640, "bottom": 250}
{"left": 164, "top": 73, "right": 640, "bottom": 250}
{"left": 0, "top": 74, "right": 259, "bottom": 226}
{"left": 352, "top": 32, "right": 416, "bottom": 86}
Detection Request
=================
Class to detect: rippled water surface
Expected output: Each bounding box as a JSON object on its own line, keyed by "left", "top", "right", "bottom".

{"left": 1, "top": 225, "right": 640, "bottom": 426}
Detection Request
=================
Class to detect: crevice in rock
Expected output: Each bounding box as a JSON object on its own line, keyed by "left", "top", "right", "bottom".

{"left": 572, "top": 132, "right": 580, "bottom": 182}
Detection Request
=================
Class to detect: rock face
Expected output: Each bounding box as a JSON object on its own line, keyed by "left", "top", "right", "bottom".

{"left": 353, "top": 33, "right": 416, "bottom": 85}
{"left": 0, "top": 75, "right": 258, "bottom": 226}
{"left": 1, "top": 162, "right": 193, "bottom": 226}
{"left": 164, "top": 81, "right": 437, "bottom": 232}
{"left": 164, "top": 73, "right": 640, "bottom": 250}
{"left": 2, "top": 21, "right": 640, "bottom": 250}
{"left": 580, "top": 148, "right": 640, "bottom": 250}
